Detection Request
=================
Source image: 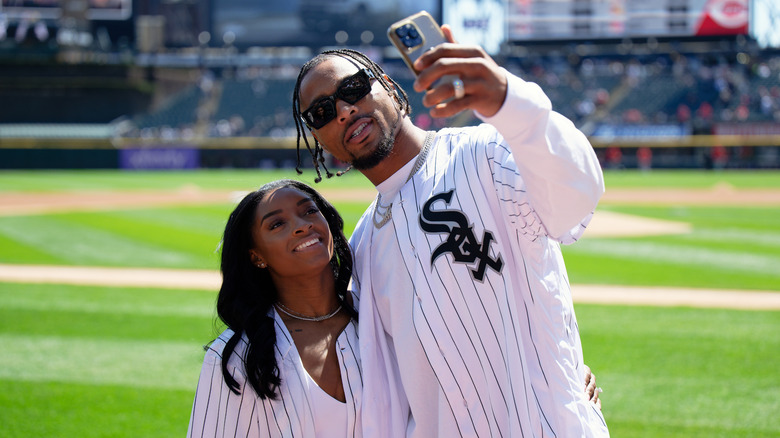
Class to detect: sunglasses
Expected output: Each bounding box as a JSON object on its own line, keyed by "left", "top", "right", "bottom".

{"left": 301, "top": 68, "right": 376, "bottom": 129}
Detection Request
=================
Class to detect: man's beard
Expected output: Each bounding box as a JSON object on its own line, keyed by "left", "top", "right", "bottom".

{"left": 349, "top": 101, "right": 403, "bottom": 171}
{"left": 349, "top": 124, "right": 394, "bottom": 170}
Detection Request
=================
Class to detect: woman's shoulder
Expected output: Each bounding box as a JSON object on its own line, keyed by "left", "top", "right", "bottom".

{"left": 202, "top": 328, "right": 248, "bottom": 364}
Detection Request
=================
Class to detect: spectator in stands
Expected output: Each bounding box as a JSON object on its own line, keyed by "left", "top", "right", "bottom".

{"left": 605, "top": 146, "right": 623, "bottom": 169}
{"left": 637, "top": 147, "right": 653, "bottom": 171}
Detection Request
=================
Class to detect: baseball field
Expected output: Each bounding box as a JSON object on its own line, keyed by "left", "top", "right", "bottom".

{"left": 1, "top": 168, "right": 778, "bottom": 437}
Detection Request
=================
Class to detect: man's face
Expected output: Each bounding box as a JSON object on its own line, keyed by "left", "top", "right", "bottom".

{"left": 298, "top": 57, "right": 400, "bottom": 170}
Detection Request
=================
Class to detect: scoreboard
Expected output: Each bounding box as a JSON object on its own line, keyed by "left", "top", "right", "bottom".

{"left": 507, "top": 0, "right": 749, "bottom": 41}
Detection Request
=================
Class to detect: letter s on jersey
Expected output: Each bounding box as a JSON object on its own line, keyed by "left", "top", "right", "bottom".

{"left": 419, "top": 190, "right": 503, "bottom": 281}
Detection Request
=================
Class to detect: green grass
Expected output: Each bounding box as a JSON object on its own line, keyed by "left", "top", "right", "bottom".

{"left": 1, "top": 282, "right": 777, "bottom": 437}
{"left": 564, "top": 205, "right": 780, "bottom": 290}
{"left": 0, "top": 283, "right": 220, "bottom": 438}
{"left": 0, "top": 168, "right": 374, "bottom": 192}
{"left": 601, "top": 169, "right": 780, "bottom": 189}
{"left": 0, "top": 169, "right": 779, "bottom": 437}
{"left": 577, "top": 304, "right": 780, "bottom": 438}
{"left": 1, "top": 173, "right": 777, "bottom": 290}
{"left": 0, "top": 201, "right": 370, "bottom": 268}
{"left": 1, "top": 168, "right": 777, "bottom": 192}
{"left": 1, "top": 381, "right": 195, "bottom": 438}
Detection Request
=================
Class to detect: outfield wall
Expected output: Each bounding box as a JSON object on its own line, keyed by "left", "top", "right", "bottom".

{"left": 1, "top": 136, "right": 778, "bottom": 170}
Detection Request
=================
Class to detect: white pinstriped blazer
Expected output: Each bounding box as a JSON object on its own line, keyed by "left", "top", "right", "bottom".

{"left": 187, "top": 307, "right": 362, "bottom": 438}
{"left": 353, "top": 70, "right": 609, "bottom": 437}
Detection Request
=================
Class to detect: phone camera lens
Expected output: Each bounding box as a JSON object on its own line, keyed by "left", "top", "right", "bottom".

{"left": 395, "top": 25, "right": 410, "bottom": 38}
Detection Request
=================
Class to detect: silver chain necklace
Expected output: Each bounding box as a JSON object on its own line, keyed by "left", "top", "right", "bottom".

{"left": 275, "top": 302, "right": 343, "bottom": 322}
{"left": 373, "top": 131, "right": 435, "bottom": 229}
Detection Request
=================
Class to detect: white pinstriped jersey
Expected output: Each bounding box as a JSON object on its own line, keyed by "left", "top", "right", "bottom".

{"left": 352, "top": 71, "right": 609, "bottom": 437}
{"left": 187, "top": 308, "right": 362, "bottom": 438}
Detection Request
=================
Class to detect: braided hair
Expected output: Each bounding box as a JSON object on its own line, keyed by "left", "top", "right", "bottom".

{"left": 215, "top": 179, "right": 357, "bottom": 399}
{"left": 292, "top": 49, "right": 412, "bottom": 182}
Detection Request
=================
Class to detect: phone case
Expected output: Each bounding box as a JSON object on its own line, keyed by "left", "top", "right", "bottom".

{"left": 387, "top": 11, "right": 449, "bottom": 76}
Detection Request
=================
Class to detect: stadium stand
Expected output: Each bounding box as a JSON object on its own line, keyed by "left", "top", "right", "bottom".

{"left": 113, "top": 45, "right": 780, "bottom": 141}
{"left": 0, "top": 3, "right": 777, "bottom": 170}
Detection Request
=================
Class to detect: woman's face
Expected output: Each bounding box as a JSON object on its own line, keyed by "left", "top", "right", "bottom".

{"left": 249, "top": 186, "right": 334, "bottom": 279}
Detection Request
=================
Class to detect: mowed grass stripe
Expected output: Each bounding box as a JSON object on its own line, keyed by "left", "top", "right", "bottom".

{"left": 57, "top": 210, "right": 224, "bottom": 268}
{"left": 604, "top": 205, "right": 780, "bottom": 231}
{"left": 2, "top": 169, "right": 777, "bottom": 191}
{"left": 0, "top": 214, "right": 212, "bottom": 268}
{"left": 0, "top": 334, "right": 204, "bottom": 390}
{"left": 569, "top": 239, "right": 780, "bottom": 276}
{"left": 0, "top": 201, "right": 367, "bottom": 269}
{"left": 0, "top": 232, "right": 63, "bottom": 265}
{"left": 0, "top": 305, "right": 216, "bottom": 340}
{"left": 0, "top": 169, "right": 369, "bottom": 192}
{"left": 0, "top": 282, "right": 218, "bottom": 318}
{"left": 577, "top": 304, "right": 780, "bottom": 437}
{"left": 117, "top": 205, "right": 235, "bottom": 235}
{"left": 691, "top": 228, "right": 780, "bottom": 248}
{"left": 1, "top": 381, "right": 194, "bottom": 438}
{"left": 0, "top": 283, "right": 220, "bottom": 344}
{"left": 564, "top": 204, "right": 780, "bottom": 290}
{"left": 600, "top": 169, "right": 780, "bottom": 189}
{"left": 565, "top": 250, "right": 780, "bottom": 290}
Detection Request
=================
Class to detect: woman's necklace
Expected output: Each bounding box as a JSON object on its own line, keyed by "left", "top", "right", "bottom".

{"left": 373, "top": 131, "right": 435, "bottom": 229}
{"left": 275, "top": 301, "right": 343, "bottom": 322}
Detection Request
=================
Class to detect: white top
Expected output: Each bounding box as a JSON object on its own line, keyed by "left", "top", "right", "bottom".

{"left": 305, "top": 366, "right": 348, "bottom": 438}
{"left": 187, "top": 301, "right": 362, "bottom": 438}
{"left": 353, "top": 69, "right": 609, "bottom": 437}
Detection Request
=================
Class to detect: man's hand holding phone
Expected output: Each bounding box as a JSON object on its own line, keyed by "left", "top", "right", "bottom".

{"left": 412, "top": 24, "right": 508, "bottom": 119}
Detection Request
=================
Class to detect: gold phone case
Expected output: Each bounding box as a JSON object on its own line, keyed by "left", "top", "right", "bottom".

{"left": 387, "top": 11, "right": 448, "bottom": 76}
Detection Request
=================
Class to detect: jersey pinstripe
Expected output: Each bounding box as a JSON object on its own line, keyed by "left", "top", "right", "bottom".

{"left": 354, "top": 72, "right": 609, "bottom": 437}
{"left": 187, "top": 307, "right": 362, "bottom": 438}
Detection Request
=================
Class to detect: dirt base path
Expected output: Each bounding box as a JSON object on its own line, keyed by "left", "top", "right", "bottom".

{"left": 1, "top": 263, "right": 778, "bottom": 310}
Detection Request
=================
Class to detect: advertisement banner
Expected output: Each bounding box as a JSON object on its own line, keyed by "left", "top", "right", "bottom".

{"left": 713, "top": 123, "right": 780, "bottom": 136}
{"left": 592, "top": 124, "right": 690, "bottom": 140}
{"left": 120, "top": 147, "right": 199, "bottom": 170}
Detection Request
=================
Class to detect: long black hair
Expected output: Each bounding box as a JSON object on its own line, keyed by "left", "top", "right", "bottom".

{"left": 215, "top": 179, "right": 356, "bottom": 399}
{"left": 292, "top": 48, "right": 412, "bottom": 182}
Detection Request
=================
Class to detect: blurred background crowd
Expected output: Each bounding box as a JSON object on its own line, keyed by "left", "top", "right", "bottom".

{"left": 1, "top": 0, "right": 778, "bottom": 170}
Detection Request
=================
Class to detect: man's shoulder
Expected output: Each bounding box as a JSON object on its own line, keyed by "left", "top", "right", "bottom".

{"left": 436, "top": 124, "right": 505, "bottom": 150}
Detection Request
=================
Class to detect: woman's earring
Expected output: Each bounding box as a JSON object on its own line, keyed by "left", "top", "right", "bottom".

{"left": 257, "top": 262, "right": 266, "bottom": 268}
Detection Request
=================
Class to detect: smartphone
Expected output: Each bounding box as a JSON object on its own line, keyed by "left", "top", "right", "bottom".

{"left": 387, "top": 11, "right": 449, "bottom": 76}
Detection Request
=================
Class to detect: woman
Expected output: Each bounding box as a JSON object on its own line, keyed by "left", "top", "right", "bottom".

{"left": 187, "top": 179, "right": 361, "bottom": 438}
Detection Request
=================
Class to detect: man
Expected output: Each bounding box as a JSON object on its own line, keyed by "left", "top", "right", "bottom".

{"left": 293, "top": 25, "right": 608, "bottom": 437}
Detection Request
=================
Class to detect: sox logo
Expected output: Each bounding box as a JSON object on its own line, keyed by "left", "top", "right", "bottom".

{"left": 419, "top": 189, "right": 503, "bottom": 281}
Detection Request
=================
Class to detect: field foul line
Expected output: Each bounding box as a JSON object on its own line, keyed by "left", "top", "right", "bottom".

{"left": 1, "top": 264, "right": 778, "bottom": 310}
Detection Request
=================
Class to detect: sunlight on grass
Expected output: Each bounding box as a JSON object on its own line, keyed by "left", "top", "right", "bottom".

{"left": 0, "top": 334, "right": 204, "bottom": 390}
